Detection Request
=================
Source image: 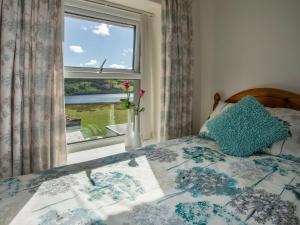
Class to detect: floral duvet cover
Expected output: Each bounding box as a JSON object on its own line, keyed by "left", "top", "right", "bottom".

{"left": 0, "top": 136, "right": 299, "bottom": 225}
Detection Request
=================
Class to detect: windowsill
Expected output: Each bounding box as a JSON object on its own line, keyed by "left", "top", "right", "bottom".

{"left": 67, "top": 139, "right": 157, "bottom": 165}
{"left": 67, "top": 135, "right": 125, "bottom": 154}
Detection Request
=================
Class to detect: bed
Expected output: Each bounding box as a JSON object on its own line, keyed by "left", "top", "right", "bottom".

{"left": 1, "top": 88, "right": 300, "bottom": 225}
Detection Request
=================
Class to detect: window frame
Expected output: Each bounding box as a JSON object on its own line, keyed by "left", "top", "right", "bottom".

{"left": 64, "top": 0, "right": 143, "bottom": 151}
{"left": 64, "top": 0, "right": 142, "bottom": 78}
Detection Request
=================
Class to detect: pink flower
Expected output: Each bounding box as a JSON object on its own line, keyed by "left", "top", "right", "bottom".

{"left": 139, "top": 89, "right": 145, "bottom": 97}
{"left": 123, "top": 81, "right": 130, "bottom": 90}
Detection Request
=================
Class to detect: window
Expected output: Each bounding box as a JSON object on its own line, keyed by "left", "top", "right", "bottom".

{"left": 64, "top": 16, "right": 135, "bottom": 70}
{"left": 65, "top": 79, "right": 137, "bottom": 144}
{"left": 64, "top": 1, "right": 142, "bottom": 147}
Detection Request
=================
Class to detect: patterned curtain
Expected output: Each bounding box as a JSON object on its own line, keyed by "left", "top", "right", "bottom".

{"left": 161, "top": 0, "right": 193, "bottom": 140}
{"left": 0, "top": 0, "right": 67, "bottom": 178}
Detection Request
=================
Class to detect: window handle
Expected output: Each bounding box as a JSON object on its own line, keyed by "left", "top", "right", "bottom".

{"left": 98, "top": 59, "right": 107, "bottom": 73}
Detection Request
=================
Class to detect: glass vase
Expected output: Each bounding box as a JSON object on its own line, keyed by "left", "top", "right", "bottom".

{"left": 125, "top": 109, "right": 134, "bottom": 150}
{"left": 133, "top": 113, "right": 142, "bottom": 148}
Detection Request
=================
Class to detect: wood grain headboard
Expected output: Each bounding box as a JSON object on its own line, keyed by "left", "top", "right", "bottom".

{"left": 213, "top": 88, "right": 300, "bottom": 111}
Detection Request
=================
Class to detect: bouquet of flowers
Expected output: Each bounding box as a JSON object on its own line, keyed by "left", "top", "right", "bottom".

{"left": 120, "top": 81, "right": 145, "bottom": 115}
{"left": 120, "top": 81, "right": 146, "bottom": 149}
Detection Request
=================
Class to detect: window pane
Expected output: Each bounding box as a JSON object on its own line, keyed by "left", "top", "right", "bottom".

{"left": 64, "top": 16, "right": 135, "bottom": 70}
{"left": 65, "top": 79, "right": 136, "bottom": 144}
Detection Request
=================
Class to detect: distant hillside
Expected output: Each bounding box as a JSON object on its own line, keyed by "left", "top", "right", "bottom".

{"left": 65, "top": 79, "right": 131, "bottom": 96}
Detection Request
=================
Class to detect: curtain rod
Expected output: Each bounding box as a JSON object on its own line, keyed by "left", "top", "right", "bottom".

{"left": 86, "top": 0, "right": 154, "bottom": 17}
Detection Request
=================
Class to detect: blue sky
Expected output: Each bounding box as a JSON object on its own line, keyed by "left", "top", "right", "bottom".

{"left": 64, "top": 16, "right": 134, "bottom": 69}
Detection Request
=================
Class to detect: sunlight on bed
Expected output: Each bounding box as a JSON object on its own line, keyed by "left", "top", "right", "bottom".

{"left": 6, "top": 155, "right": 165, "bottom": 224}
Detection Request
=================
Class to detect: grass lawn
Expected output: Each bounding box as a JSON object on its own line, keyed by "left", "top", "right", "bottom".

{"left": 65, "top": 103, "right": 127, "bottom": 139}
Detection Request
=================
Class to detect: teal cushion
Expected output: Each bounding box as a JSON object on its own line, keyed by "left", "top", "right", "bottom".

{"left": 207, "top": 96, "right": 290, "bottom": 157}
{"left": 198, "top": 102, "right": 234, "bottom": 139}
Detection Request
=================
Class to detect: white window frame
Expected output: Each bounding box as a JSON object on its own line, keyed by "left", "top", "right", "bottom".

{"left": 64, "top": 0, "right": 143, "bottom": 79}
{"left": 64, "top": 0, "right": 144, "bottom": 152}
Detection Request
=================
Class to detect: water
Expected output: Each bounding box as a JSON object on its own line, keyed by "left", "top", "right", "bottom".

{"left": 65, "top": 93, "right": 133, "bottom": 104}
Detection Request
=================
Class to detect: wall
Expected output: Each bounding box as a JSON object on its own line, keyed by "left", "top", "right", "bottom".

{"left": 192, "top": 0, "right": 300, "bottom": 133}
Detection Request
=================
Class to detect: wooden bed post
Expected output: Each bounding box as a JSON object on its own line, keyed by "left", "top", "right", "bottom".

{"left": 213, "top": 93, "right": 221, "bottom": 110}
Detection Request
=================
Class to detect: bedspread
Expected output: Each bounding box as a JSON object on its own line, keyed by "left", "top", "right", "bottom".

{"left": 0, "top": 136, "right": 299, "bottom": 225}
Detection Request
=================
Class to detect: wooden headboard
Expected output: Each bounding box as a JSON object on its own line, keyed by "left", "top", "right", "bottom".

{"left": 213, "top": 88, "right": 300, "bottom": 111}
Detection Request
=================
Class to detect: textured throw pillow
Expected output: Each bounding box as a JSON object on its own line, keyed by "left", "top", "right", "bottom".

{"left": 207, "top": 96, "right": 290, "bottom": 157}
{"left": 199, "top": 102, "right": 234, "bottom": 139}
{"left": 268, "top": 107, "right": 300, "bottom": 144}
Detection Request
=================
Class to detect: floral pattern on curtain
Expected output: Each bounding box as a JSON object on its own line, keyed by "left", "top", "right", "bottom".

{"left": 0, "top": 0, "right": 66, "bottom": 178}
{"left": 161, "top": 0, "right": 193, "bottom": 140}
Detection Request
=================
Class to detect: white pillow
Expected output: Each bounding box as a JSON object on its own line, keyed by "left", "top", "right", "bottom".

{"left": 265, "top": 108, "right": 300, "bottom": 161}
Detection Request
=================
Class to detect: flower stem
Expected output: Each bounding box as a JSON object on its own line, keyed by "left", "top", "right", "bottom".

{"left": 32, "top": 194, "right": 79, "bottom": 212}
{"left": 167, "top": 159, "right": 190, "bottom": 171}
{"left": 251, "top": 169, "right": 276, "bottom": 187}
{"left": 157, "top": 190, "right": 187, "bottom": 204}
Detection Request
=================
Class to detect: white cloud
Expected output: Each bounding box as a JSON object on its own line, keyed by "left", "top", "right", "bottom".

{"left": 92, "top": 24, "right": 110, "bottom": 36}
{"left": 85, "top": 59, "right": 97, "bottom": 66}
{"left": 69, "top": 45, "right": 84, "bottom": 53}
{"left": 109, "top": 64, "right": 126, "bottom": 69}
{"left": 82, "top": 26, "right": 88, "bottom": 31}
{"left": 122, "top": 48, "right": 133, "bottom": 56}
